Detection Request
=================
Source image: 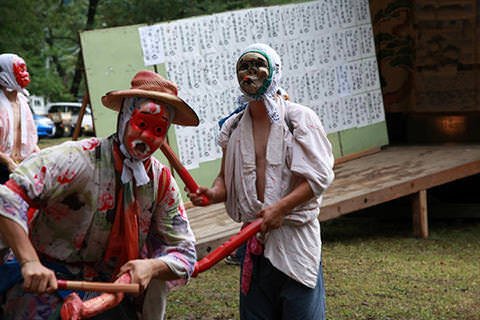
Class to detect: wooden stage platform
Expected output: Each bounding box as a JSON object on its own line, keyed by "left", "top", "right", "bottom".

{"left": 188, "top": 144, "right": 480, "bottom": 258}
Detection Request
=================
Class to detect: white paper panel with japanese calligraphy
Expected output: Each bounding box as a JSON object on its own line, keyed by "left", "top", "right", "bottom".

{"left": 139, "top": 0, "right": 385, "bottom": 169}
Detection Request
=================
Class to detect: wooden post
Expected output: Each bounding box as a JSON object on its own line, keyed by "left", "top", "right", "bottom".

{"left": 72, "top": 91, "right": 90, "bottom": 141}
{"left": 412, "top": 189, "right": 428, "bottom": 238}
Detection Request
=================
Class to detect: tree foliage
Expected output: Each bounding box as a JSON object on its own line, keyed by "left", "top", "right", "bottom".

{"left": 0, "top": 0, "right": 303, "bottom": 102}
{"left": 0, "top": 0, "right": 91, "bottom": 101}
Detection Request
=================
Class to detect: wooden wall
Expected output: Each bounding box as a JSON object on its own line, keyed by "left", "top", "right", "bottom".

{"left": 371, "top": 0, "right": 479, "bottom": 113}
{"left": 370, "top": 0, "right": 415, "bottom": 114}
{"left": 370, "top": 0, "right": 480, "bottom": 142}
{"left": 414, "top": 0, "right": 478, "bottom": 113}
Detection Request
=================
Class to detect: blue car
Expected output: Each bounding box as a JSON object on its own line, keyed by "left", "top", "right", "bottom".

{"left": 33, "top": 113, "right": 56, "bottom": 138}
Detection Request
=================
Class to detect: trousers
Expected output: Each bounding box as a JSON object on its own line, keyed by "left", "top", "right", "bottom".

{"left": 240, "top": 254, "right": 325, "bottom": 320}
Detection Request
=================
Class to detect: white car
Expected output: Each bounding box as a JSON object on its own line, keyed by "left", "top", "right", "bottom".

{"left": 46, "top": 102, "right": 94, "bottom": 136}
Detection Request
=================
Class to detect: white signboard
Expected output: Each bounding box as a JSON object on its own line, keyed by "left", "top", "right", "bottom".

{"left": 139, "top": 0, "right": 384, "bottom": 169}
{"left": 139, "top": 25, "right": 166, "bottom": 66}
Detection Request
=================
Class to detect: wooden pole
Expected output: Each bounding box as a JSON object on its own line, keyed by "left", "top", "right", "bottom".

{"left": 72, "top": 91, "right": 89, "bottom": 141}
{"left": 412, "top": 189, "right": 428, "bottom": 238}
{"left": 57, "top": 279, "right": 140, "bottom": 294}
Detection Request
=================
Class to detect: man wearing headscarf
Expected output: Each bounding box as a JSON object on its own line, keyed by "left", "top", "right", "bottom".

{"left": 189, "top": 43, "right": 335, "bottom": 319}
{"left": 0, "top": 53, "right": 39, "bottom": 184}
{"left": 0, "top": 70, "right": 198, "bottom": 319}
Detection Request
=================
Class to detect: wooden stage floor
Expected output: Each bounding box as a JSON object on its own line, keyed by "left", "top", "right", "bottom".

{"left": 188, "top": 144, "right": 480, "bottom": 258}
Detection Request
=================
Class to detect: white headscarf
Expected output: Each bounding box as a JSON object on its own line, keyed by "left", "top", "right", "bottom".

{"left": 236, "top": 43, "right": 282, "bottom": 123}
{"left": 0, "top": 54, "right": 29, "bottom": 96}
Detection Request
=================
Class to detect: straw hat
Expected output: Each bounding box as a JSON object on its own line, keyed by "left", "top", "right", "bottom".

{"left": 102, "top": 70, "right": 199, "bottom": 126}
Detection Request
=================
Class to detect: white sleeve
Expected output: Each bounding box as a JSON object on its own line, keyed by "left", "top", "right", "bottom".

{"left": 287, "top": 103, "right": 335, "bottom": 197}
{"left": 217, "top": 112, "right": 243, "bottom": 149}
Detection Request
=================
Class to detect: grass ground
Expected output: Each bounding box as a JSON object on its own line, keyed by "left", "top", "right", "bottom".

{"left": 166, "top": 209, "right": 480, "bottom": 320}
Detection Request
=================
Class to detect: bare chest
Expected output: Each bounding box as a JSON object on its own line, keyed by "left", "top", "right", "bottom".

{"left": 252, "top": 119, "right": 271, "bottom": 201}
{"left": 11, "top": 100, "right": 22, "bottom": 160}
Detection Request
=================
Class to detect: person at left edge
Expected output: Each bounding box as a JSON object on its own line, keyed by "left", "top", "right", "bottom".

{"left": 0, "top": 53, "right": 39, "bottom": 184}
{"left": 0, "top": 70, "right": 198, "bottom": 320}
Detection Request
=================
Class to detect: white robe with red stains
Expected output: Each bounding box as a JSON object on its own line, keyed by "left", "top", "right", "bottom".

{"left": 218, "top": 98, "right": 334, "bottom": 288}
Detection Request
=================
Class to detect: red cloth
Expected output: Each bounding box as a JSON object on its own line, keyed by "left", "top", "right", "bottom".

{"left": 5, "top": 179, "right": 40, "bottom": 224}
{"left": 104, "top": 141, "right": 151, "bottom": 276}
{"left": 241, "top": 226, "right": 263, "bottom": 295}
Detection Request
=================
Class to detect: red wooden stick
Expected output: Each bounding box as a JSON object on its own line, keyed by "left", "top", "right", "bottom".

{"left": 160, "top": 142, "right": 210, "bottom": 206}
{"left": 192, "top": 218, "right": 262, "bottom": 277}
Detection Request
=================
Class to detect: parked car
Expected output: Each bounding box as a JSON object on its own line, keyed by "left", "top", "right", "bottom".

{"left": 46, "top": 102, "right": 94, "bottom": 137}
{"left": 46, "top": 103, "right": 72, "bottom": 137}
{"left": 30, "top": 106, "right": 56, "bottom": 138}
{"left": 71, "top": 104, "right": 94, "bottom": 136}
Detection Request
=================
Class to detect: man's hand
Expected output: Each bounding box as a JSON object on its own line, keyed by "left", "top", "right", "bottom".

{"left": 256, "top": 179, "right": 315, "bottom": 235}
{"left": 119, "top": 259, "right": 154, "bottom": 293}
{"left": 0, "top": 153, "right": 17, "bottom": 172}
{"left": 186, "top": 186, "right": 215, "bottom": 206}
{"left": 0, "top": 217, "right": 56, "bottom": 294}
{"left": 256, "top": 203, "right": 286, "bottom": 235}
{"left": 185, "top": 172, "right": 227, "bottom": 206}
{"left": 21, "top": 260, "right": 57, "bottom": 294}
{"left": 119, "top": 259, "right": 176, "bottom": 293}
{"left": 6, "top": 157, "right": 17, "bottom": 172}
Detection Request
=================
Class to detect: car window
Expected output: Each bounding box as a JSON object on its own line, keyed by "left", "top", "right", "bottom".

{"left": 49, "top": 106, "right": 61, "bottom": 113}
{"left": 48, "top": 104, "right": 88, "bottom": 114}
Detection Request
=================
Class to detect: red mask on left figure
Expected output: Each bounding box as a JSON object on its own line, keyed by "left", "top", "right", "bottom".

{"left": 13, "top": 57, "right": 30, "bottom": 88}
{"left": 123, "top": 100, "right": 170, "bottom": 160}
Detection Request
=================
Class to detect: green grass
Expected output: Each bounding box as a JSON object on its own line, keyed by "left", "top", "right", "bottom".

{"left": 166, "top": 214, "right": 480, "bottom": 320}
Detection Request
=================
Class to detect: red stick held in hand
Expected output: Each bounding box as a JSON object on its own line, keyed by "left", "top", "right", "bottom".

{"left": 192, "top": 218, "right": 262, "bottom": 277}
{"left": 160, "top": 142, "right": 210, "bottom": 206}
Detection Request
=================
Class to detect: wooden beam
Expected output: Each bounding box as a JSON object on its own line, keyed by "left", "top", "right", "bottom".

{"left": 319, "top": 159, "right": 480, "bottom": 221}
{"left": 334, "top": 147, "right": 382, "bottom": 166}
{"left": 412, "top": 189, "right": 428, "bottom": 239}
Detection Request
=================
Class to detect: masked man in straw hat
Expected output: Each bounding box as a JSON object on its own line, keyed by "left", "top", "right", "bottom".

{"left": 188, "top": 43, "right": 334, "bottom": 319}
{"left": 0, "top": 70, "right": 198, "bottom": 319}
{"left": 0, "top": 53, "right": 39, "bottom": 184}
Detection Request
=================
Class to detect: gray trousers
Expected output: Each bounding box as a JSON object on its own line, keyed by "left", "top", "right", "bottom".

{"left": 142, "top": 279, "right": 168, "bottom": 320}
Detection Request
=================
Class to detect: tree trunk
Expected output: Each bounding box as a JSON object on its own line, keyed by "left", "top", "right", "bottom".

{"left": 70, "top": 0, "right": 100, "bottom": 98}
{"left": 46, "top": 28, "right": 67, "bottom": 86}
